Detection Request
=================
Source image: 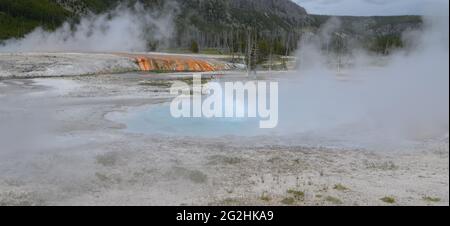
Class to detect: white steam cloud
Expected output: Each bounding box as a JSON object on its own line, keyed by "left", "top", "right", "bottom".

{"left": 279, "top": 3, "right": 449, "bottom": 149}
{"left": 0, "top": 3, "right": 176, "bottom": 52}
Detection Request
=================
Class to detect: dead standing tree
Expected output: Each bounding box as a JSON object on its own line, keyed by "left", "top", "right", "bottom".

{"left": 245, "top": 28, "right": 258, "bottom": 77}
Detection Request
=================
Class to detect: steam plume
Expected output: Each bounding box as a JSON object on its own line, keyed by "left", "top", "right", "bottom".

{"left": 280, "top": 3, "right": 449, "bottom": 149}
{"left": 0, "top": 3, "right": 177, "bottom": 52}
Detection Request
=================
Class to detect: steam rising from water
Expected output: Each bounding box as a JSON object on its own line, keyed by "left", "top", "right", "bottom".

{"left": 0, "top": 3, "right": 176, "bottom": 52}
{"left": 280, "top": 4, "right": 449, "bottom": 148}
{"left": 0, "top": 1, "right": 448, "bottom": 150}
{"left": 105, "top": 4, "right": 448, "bottom": 150}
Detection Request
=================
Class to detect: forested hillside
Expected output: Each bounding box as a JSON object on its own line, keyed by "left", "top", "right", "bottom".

{"left": 0, "top": 0, "right": 70, "bottom": 40}
{"left": 0, "top": 0, "right": 422, "bottom": 55}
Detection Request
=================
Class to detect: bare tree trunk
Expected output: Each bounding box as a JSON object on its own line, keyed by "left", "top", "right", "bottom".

{"left": 246, "top": 29, "right": 252, "bottom": 76}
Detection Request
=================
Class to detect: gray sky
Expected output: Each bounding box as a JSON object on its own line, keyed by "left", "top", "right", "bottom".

{"left": 294, "top": 0, "right": 448, "bottom": 16}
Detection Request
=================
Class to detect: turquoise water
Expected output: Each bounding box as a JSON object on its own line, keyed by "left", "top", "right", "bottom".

{"left": 112, "top": 103, "right": 275, "bottom": 137}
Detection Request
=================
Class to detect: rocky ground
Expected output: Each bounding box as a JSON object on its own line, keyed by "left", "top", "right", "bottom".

{"left": 0, "top": 53, "right": 139, "bottom": 78}
{"left": 0, "top": 52, "right": 243, "bottom": 79}
{"left": 0, "top": 74, "right": 448, "bottom": 206}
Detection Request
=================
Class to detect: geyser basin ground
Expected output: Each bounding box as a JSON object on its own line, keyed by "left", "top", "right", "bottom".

{"left": 0, "top": 52, "right": 238, "bottom": 79}
{"left": 0, "top": 74, "right": 448, "bottom": 206}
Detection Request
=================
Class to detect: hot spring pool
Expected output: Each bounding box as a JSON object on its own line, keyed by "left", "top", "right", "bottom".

{"left": 107, "top": 103, "right": 278, "bottom": 137}
{"left": 105, "top": 74, "right": 446, "bottom": 151}
{"left": 105, "top": 77, "right": 368, "bottom": 139}
{"left": 106, "top": 102, "right": 420, "bottom": 150}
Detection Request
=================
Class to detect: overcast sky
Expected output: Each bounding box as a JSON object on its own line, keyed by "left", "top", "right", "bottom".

{"left": 294, "top": 0, "right": 448, "bottom": 16}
